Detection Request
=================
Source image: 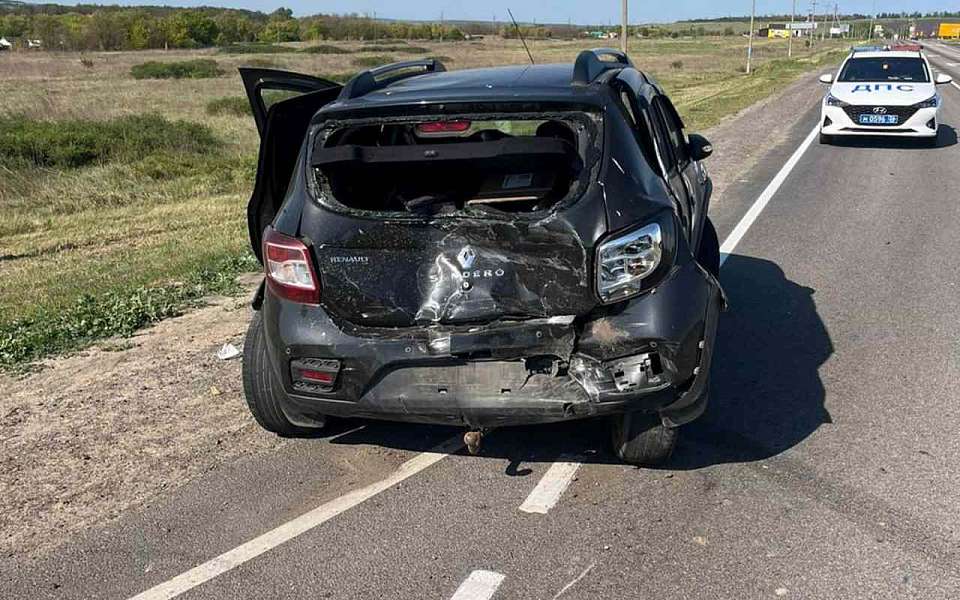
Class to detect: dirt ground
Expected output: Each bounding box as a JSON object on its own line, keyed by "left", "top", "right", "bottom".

{"left": 0, "top": 71, "right": 826, "bottom": 560}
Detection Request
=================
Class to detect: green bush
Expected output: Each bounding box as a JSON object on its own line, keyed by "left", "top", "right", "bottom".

{"left": 302, "top": 44, "right": 352, "bottom": 54}
{"left": 0, "top": 114, "right": 220, "bottom": 169}
{"left": 130, "top": 59, "right": 224, "bottom": 79}
{"left": 206, "top": 96, "right": 251, "bottom": 117}
{"left": 218, "top": 43, "right": 298, "bottom": 54}
{"left": 360, "top": 45, "right": 429, "bottom": 54}
{"left": 351, "top": 54, "right": 393, "bottom": 68}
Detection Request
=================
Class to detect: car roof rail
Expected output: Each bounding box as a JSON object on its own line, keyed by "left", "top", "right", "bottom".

{"left": 339, "top": 58, "right": 447, "bottom": 100}
{"left": 572, "top": 48, "right": 634, "bottom": 86}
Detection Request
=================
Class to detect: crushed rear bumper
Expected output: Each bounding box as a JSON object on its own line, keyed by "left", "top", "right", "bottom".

{"left": 259, "top": 258, "right": 724, "bottom": 428}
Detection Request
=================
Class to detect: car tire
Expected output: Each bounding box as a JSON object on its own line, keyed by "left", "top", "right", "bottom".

{"left": 610, "top": 411, "right": 678, "bottom": 467}
{"left": 819, "top": 132, "right": 832, "bottom": 145}
{"left": 698, "top": 217, "right": 721, "bottom": 278}
{"left": 242, "top": 311, "right": 321, "bottom": 436}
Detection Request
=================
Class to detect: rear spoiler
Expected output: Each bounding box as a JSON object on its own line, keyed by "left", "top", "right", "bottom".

{"left": 572, "top": 48, "right": 634, "bottom": 86}
{"left": 338, "top": 59, "right": 446, "bottom": 101}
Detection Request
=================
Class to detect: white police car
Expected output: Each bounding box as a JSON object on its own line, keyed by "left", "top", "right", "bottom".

{"left": 819, "top": 47, "right": 953, "bottom": 145}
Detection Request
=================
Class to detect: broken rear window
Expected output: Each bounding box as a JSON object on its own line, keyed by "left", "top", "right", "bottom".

{"left": 309, "top": 113, "right": 598, "bottom": 216}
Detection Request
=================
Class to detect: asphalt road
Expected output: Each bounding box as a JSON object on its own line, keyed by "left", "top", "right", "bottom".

{"left": 5, "top": 47, "right": 960, "bottom": 599}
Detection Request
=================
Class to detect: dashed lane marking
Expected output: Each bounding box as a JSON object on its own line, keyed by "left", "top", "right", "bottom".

{"left": 449, "top": 570, "right": 506, "bottom": 600}
{"left": 519, "top": 458, "right": 582, "bottom": 514}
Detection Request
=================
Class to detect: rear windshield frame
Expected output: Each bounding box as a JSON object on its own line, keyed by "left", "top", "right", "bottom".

{"left": 305, "top": 108, "right": 604, "bottom": 222}
{"left": 838, "top": 57, "right": 930, "bottom": 83}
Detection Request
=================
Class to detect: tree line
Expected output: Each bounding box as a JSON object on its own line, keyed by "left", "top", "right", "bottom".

{"left": 0, "top": 6, "right": 468, "bottom": 51}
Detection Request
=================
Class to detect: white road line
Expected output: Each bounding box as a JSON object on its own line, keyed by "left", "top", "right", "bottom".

{"left": 127, "top": 435, "right": 464, "bottom": 600}
{"left": 719, "top": 123, "right": 820, "bottom": 266}
{"left": 519, "top": 458, "right": 581, "bottom": 514}
{"left": 550, "top": 561, "right": 597, "bottom": 599}
{"left": 449, "top": 570, "right": 506, "bottom": 600}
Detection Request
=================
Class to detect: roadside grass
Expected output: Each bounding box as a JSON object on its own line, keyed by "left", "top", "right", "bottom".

{"left": 131, "top": 59, "right": 224, "bottom": 79}
{"left": 206, "top": 96, "right": 250, "bottom": 117}
{"left": 656, "top": 46, "right": 846, "bottom": 131}
{"left": 0, "top": 36, "right": 848, "bottom": 370}
{"left": 352, "top": 54, "right": 394, "bottom": 68}
{"left": 238, "top": 57, "right": 281, "bottom": 68}
{"left": 0, "top": 251, "right": 258, "bottom": 370}
{"left": 218, "top": 43, "right": 299, "bottom": 54}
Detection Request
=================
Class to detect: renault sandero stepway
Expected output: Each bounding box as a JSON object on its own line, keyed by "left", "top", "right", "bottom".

{"left": 819, "top": 46, "right": 952, "bottom": 145}
{"left": 239, "top": 50, "right": 725, "bottom": 466}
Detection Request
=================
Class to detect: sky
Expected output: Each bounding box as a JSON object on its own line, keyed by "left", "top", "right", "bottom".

{"left": 31, "top": 1, "right": 955, "bottom": 24}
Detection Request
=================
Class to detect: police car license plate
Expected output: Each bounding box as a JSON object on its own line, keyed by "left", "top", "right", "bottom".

{"left": 858, "top": 114, "right": 898, "bottom": 125}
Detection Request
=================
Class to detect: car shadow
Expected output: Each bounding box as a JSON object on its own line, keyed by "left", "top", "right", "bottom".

{"left": 309, "top": 255, "right": 833, "bottom": 471}
{"left": 672, "top": 254, "right": 833, "bottom": 469}
{"left": 828, "top": 123, "right": 957, "bottom": 149}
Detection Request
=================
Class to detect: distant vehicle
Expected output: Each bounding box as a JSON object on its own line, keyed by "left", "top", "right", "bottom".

{"left": 238, "top": 50, "right": 724, "bottom": 466}
{"left": 818, "top": 48, "right": 952, "bottom": 145}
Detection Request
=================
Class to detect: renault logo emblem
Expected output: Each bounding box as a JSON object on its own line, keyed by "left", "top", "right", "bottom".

{"left": 872, "top": 106, "right": 888, "bottom": 114}
{"left": 457, "top": 246, "right": 477, "bottom": 269}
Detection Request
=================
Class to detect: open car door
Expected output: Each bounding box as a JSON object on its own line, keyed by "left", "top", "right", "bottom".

{"left": 239, "top": 68, "right": 342, "bottom": 260}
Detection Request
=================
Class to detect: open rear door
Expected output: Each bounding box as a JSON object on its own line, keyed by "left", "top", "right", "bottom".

{"left": 239, "top": 69, "right": 342, "bottom": 260}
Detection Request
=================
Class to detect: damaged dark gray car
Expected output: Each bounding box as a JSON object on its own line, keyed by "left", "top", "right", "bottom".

{"left": 239, "top": 49, "right": 725, "bottom": 466}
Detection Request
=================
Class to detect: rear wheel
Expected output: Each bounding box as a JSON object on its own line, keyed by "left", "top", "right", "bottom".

{"left": 610, "top": 412, "right": 678, "bottom": 467}
{"left": 242, "top": 312, "right": 323, "bottom": 436}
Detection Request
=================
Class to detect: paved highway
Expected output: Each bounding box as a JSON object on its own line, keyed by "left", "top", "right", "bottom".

{"left": 5, "top": 45, "right": 960, "bottom": 600}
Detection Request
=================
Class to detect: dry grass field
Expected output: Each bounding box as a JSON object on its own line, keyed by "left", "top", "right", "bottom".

{"left": 0, "top": 36, "right": 848, "bottom": 368}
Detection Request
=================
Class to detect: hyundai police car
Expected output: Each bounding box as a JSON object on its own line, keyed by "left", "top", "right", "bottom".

{"left": 819, "top": 47, "right": 953, "bottom": 145}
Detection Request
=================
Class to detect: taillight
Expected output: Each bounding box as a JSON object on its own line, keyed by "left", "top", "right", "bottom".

{"left": 416, "top": 120, "right": 472, "bottom": 135}
{"left": 262, "top": 228, "right": 320, "bottom": 305}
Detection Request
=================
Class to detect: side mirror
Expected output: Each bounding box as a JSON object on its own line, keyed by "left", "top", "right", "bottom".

{"left": 819, "top": 73, "right": 834, "bottom": 84}
{"left": 688, "top": 134, "right": 713, "bottom": 161}
{"left": 936, "top": 73, "right": 953, "bottom": 85}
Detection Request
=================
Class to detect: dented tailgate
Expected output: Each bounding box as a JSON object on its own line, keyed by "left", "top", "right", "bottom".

{"left": 310, "top": 216, "right": 598, "bottom": 327}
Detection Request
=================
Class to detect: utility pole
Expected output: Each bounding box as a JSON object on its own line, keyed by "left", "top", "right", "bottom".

{"left": 788, "top": 0, "right": 796, "bottom": 57}
{"left": 810, "top": 0, "right": 818, "bottom": 48}
{"left": 621, "top": 0, "right": 628, "bottom": 53}
{"left": 746, "top": 0, "right": 756, "bottom": 74}
{"left": 868, "top": 0, "right": 875, "bottom": 40}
